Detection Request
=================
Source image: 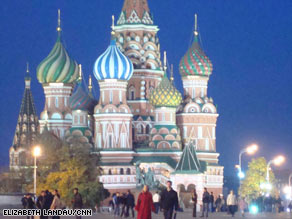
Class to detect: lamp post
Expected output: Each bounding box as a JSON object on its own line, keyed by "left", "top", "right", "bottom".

{"left": 238, "top": 144, "right": 258, "bottom": 178}
{"left": 32, "top": 146, "right": 41, "bottom": 195}
{"left": 266, "top": 155, "right": 285, "bottom": 183}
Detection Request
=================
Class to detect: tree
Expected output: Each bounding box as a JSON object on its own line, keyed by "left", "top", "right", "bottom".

{"left": 240, "top": 157, "right": 276, "bottom": 200}
{"left": 27, "top": 130, "right": 109, "bottom": 208}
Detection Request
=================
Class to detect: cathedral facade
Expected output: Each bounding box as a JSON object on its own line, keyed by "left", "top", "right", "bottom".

{"left": 10, "top": 0, "right": 223, "bottom": 205}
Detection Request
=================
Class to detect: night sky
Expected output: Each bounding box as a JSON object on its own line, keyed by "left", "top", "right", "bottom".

{"left": 1, "top": 0, "right": 292, "bottom": 177}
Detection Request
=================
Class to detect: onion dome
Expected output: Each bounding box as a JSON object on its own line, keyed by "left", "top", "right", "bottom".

{"left": 149, "top": 72, "right": 182, "bottom": 108}
{"left": 93, "top": 29, "right": 133, "bottom": 81}
{"left": 179, "top": 15, "right": 213, "bottom": 77}
{"left": 69, "top": 65, "right": 96, "bottom": 111}
{"left": 37, "top": 10, "right": 78, "bottom": 84}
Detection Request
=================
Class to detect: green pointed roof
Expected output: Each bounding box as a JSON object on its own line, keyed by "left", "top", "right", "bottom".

{"left": 12, "top": 69, "right": 39, "bottom": 149}
{"left": 174, "top": 141, "right": 201, "bottom": 174}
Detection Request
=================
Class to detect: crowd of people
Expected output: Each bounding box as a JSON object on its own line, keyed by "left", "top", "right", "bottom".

{"left": 21, "top": 188, "right": 83, "bottom": 219}
{"left": 107, "top": 182, "right": 292, "bottom": 219}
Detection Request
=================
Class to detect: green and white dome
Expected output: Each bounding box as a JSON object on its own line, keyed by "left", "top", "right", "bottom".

{"left": 37, "top": 34, "right": 78, "bottom": 84}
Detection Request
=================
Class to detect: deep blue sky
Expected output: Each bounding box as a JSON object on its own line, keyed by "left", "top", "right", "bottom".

{"left": 1, "top": 0, "right": 292, "bottom": 176}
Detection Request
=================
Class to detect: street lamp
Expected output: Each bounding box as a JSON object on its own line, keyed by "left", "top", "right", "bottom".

{"left": 266, "top": 155, "right": 285, "bottom": 183}
{"left": 32, "top": 146, "right": 41, "bottom": 195}
{"left": 238, "top": 144, "right": 258, "bottom": 178}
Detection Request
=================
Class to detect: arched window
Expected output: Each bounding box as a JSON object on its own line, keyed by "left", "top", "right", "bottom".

{"left": 146, "top": 125, "right": 151, "bottom": 134}
{"left": 137, "top": 124, "right": 143, "bottom": 134}
{"left": 126, "top": 168, "right": 131, "bottom": 175}
{"left": 108, "top": 169, "right": 112, "bottom": 175}
{"left": 120, "top": 168, "right": 124, "bottom": 175}
{"left": 132, "top": 125, "right": 135, "bottom": 141}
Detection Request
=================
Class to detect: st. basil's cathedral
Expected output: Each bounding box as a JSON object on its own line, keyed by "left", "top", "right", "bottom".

{"left": 9, "top": 0, "right": 223, "bottom": 205}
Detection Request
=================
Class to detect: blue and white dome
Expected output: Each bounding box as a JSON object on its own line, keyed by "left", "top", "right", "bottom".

{"left": 94, "top": 38, "right": 133, "bottom": 81}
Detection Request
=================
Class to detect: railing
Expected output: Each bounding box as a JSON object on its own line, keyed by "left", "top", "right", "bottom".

{"left": 99, "top": 175, "right": 136, "bottom": 184}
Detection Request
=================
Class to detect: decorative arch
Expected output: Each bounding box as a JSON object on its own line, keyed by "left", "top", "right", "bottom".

{"left": 65, "top": 113, "right": 72, "bottom": 120}
{"left": 152, "top": 135, "right": 163, "bottom": 141}
{"left": 184, "top": 103, "right": 201, "bottom": 113}
{"left": 157, "top": 141, "right": 171, "bottom": 149}
{"left": 159, "top": 128, "right": 169, "bottom": 135}
{"left": 136, "top": 123, "right": 144, "bottom": 134}
{"left": 51, "top": 112, "right": 62, "bottom": 119}
{"left": 202, "top": 103, "right": 217, "bottom": 113}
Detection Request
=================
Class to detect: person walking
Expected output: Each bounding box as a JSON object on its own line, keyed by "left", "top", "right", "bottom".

{"left": 200, "top": 188, "right": 210, "bottom": 218}
{"left": 239, "top": 197, "right": 247, "bottom": 217}
{"left": 135, "top": 185, "right": 155, "bottom": 219}
{"left": 24, "top": 194, "right": 35, "bottom": 219}
{"left": 209, "top": 192, "right": 214, "bottom": 213}
{"left": 215, "top": 195, "right": 222, "bottom": 212}
{"left": 72, "top": 188, "right": 83, "bottom": 219}
{"left": 153, "top": 191, "right": 161, "bottom": 214}
{"left": 37, "top": 191, "right": 48, "bottom": 219}
{"left": 113, "top": 192, "right": 121, "bottom": 217}
{"left": 126, "top": 190, "right": 135, "bottom": 218}
{"left": 160, "top": 181, "right": 179, "bottom": 219}
{"left": 191, "top": 189, "right": 198, "bottom": 217}
{"left": 227, "top": 190, "right": 237, "bottom": 217}
{"left": 120, "top": 193, "right": 127, "bottom": 217}
{"left": 50, "top": 190, "right": 62, "bottom": 219}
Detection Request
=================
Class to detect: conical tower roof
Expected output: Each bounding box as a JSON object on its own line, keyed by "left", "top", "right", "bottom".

{"left": 12, "top": 65, "right": 39, "bottom": 149}
{"left": 175, "top": 140, "right": 201, "bottom": 173}
{"left": 117, "top": 0, "right": 153, "bottom": 25}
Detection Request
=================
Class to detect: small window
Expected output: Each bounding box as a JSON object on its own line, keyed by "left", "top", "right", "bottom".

{"left": 120, "top": 168, "right": 124, "bottom": 175}
{"left": 55, "top": 97, "right": 59, "bottom": 108}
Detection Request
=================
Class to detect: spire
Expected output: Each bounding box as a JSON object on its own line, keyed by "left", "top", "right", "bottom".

{"left": 88, "top": 75, "right": 92, "bottom": 94}
{"left": 163, "top": 51, "right": 167, "bottom": 72}
{"left": 111, "top": 15, "right": 115, "bottom": 36}
{"left": 170, "top": 64, "right": 174, "bottom": 81}
{"left": 78, "top": 64, "right": 82, "bottom": 81}
{"left": 13, "top": 66, "right": 39, "bottom": 149}
{"left": 57, "top": 9, "right": 62, "bottom": 33}
{"left": 25, "top": 62, "right": 31, "bottom": 88}
{"left": 194, "top": 13, "right": 198, "bottom": 36}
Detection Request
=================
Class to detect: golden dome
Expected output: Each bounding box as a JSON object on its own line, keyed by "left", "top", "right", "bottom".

{"left": 149, "top": 73, "right": 182, "bottom": 108}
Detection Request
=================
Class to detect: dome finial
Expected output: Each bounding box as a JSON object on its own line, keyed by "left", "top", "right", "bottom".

{"left": 111, "top": 15, "right": 115, "bottom": 36}
{"left": 26, "top": 62, "right": 29, "bottom": 73}
{"left": 78, "top": 64, "right": 82, "bottom": 81}
{"left": 163, "top": 51, "right": 167, "bottom": 72}
{"left": 194, "top": 13, "right": 198, "bottom": 36}
{"left": 57, "top": 9, "right": 62, "bottom": 33}
{"left": 170, "top": 64, "right": 174, "bottom": 81}
{"left": 88, "top": 75, "right": 92, "bottom": 94}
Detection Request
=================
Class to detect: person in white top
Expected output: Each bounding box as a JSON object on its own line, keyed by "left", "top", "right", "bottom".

{"left": 227, "top": 190, "right": 237, "bottom": 217}
{"left": 153, "top": 191, "right": 161, "bottom": 214}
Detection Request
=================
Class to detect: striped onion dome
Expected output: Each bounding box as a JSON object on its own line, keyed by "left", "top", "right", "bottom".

{"left": 93, "top": 37, "right": 133, "bottom": 81}
{"left": 69, "top": 81, "right": 95, "bottom": 111}
{"left": 179, "top": 33, "right": 213, "bottom": 77}
{"left": 37, "top": 34, "right": 78, "bottom": 84}
{"left": 149, "top": 73, "right": 182, "bottom": 108}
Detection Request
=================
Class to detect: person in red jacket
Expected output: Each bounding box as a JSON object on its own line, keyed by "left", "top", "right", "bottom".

{"left": 135, "top": 185, "right": 155, "bottom": 219}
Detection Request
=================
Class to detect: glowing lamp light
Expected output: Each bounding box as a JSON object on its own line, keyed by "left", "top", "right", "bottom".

{"left": 260, "top": 182, "right": 272, "bottom": 190}
{"left": 238, "top": 171, "right": 245, "bottom": 179}
{"left": 273, "top": 155, "right": 285, "bottom": 166}
{"left": 246, "top": 144, "right": 258, "bottom": 154}
{"left": 250, "top": 205, "right": 259, "bottom": 214}
{"left": 33, "top": 146, "right": 41, "bottom": 157}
